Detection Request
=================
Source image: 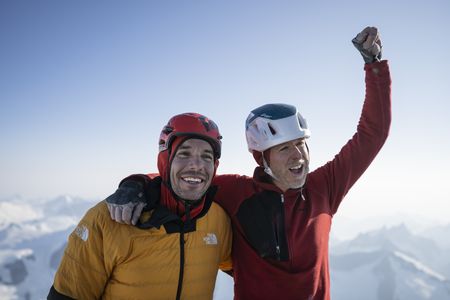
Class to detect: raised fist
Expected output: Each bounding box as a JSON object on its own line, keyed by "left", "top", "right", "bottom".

{"left": 352, "top": 26, "right": 382, "bottom": 64}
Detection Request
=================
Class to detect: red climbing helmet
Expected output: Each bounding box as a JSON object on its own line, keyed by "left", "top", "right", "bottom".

{"left": 158, "top": 113, "right": 222, "bottom": 159}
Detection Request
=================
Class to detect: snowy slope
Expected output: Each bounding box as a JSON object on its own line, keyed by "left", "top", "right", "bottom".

{"left": 331, "top": 249, "right": 450, "bottom": 300}
{"left": 331, "top": 225, "right": 450, "bottom": 300}
{"left": 332, "top": 223, "right": 450, "bottom": 278}
{"left": 420, "top": 224, "right": 450, "bottom": 250}
{"left": 0, "top": 196, "right": 96, "bottom": 300}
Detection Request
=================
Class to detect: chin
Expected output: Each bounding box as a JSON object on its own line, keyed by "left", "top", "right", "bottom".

{"left": 289, "top": 180, "right": 306, "bottom": 189}
{"left": 183, "top": 191, "right": 207, "bottom": 201}
{"left": 289, "top": 185, "right": 303, "bottom": 190}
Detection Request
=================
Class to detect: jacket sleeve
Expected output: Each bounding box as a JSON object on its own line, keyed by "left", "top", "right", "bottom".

{"left": 49, "top": 203, "right": 114, "bottom": 299}
{"left": 313, "top": 61, "right": 392, "bottom": 214}
{"left": 215, "top": 204, "right": 233, "bottom": 272}
{"left": 213, "top": 174, "right": 252, "bottom": 216}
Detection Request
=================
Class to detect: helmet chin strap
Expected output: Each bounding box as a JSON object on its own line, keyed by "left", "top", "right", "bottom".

{"left": 262, "top": 152, "right": 279, "bottom": 181}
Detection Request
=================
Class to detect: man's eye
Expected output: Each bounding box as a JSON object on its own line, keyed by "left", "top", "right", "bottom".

{"left": 177, "top": 151, "right": 190, "bottom": 158}
{"left": 279, "top": 146, "right": 288, "bottom": 152}
{"left": 202, "top": 155, "right": 213, "bottom": 161}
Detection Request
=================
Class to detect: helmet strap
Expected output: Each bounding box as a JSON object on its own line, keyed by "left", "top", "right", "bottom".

{"left": 262, "top": 151, "right": 279, "bottom": 181}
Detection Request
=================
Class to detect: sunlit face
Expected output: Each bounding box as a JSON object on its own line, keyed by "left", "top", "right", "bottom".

{"left": 170, "top": 138, "right": 215, "bottom": 201}
{"left": 268, "top": 138, "right": 310, "bottom": 192}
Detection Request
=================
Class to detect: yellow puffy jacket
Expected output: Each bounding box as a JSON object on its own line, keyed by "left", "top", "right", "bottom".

{"left": 51, "top": 199, "right": 232, "bottom": 300}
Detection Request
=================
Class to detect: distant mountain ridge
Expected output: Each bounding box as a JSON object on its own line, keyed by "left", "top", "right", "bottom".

{"left": 0, "top": 196, "right": 95, "bottom": 299}
{"left": 333, "top": 223, "right": 450, "bottom": 278}
{"left": 331, "top": 224, "right": 450, "bottom": 300}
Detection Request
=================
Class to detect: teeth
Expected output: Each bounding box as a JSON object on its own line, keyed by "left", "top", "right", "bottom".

{"left": 290, "top": 165, "right": 302, "bottom": 170}
{"left": 182, "top": 177, "right": 203, "bottom": 183}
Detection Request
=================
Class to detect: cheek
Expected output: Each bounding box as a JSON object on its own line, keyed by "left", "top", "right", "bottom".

{"left": 201, "top": 160, "right": 215, "bottom": 182}
{"left": 169, "top": 161, "right": 182, "bottom": 185}
{"left": 270, "top": 153, "right": 285, "bottom": 168}
{"left": 270, "top": 162, "right": 285, "bottom": 178}
{"left": 169, "top": 170, "right": 176, "bottom": 188}
{"left": 206, "top": 163, "right": 215, "bottom": 177}
{"left": 302, "top": 147, "right": 310, "bottom": 160}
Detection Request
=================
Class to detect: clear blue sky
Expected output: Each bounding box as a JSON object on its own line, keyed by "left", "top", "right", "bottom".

{"left": 1, "top": 0, "right": 449, "bottom": 222}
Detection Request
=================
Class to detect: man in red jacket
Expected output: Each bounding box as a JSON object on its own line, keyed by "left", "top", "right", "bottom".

{"left": 107, "top": 26, "right": 391, "bottom": 300}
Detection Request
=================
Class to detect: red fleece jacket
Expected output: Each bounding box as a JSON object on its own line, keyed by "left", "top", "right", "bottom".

{"left": 212, "top": 61, "right": 391, "bottom": 300}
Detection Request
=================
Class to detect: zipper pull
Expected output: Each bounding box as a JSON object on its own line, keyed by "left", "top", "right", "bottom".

{"left": 280, "top": 194, "right": 285, "bottom": 203}
{"left": 300, "top": 189, "right": 306, "bottom": 201}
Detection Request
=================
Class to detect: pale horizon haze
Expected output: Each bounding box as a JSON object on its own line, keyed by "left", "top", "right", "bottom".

{"left": 1, "top": 1, "right": 449, "bottom": 224}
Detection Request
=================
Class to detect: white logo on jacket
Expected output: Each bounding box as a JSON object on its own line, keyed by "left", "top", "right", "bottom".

{"left": 203, "top": 233, "right": 218, "bottom": 245}
{"left": 73, "top": 224, "right": 89, "bottom": 241}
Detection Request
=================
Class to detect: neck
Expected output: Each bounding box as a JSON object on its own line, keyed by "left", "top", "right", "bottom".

{"left": 272, "top": 179, "right": 288, "bottom": 193}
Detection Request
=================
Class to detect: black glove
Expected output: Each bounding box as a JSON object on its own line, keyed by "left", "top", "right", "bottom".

{"left": 352, "top": 26, "right": 382, "bottom": 64}
{"left": 106, "top": 179, "right": 147, "bottom": 225}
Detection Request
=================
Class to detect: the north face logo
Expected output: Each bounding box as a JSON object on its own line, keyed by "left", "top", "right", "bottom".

{"left": 203, "top": 233, "right": 218, "bottom": 245}
{"left": 73, "top": 224, "right": 89, "bottom": 241}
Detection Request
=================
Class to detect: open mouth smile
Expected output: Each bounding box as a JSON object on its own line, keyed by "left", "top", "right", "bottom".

{"left": 181, "top": 176, "right": 205, "bottom": 184}
{"left": 288, "top": 163, "right": 305, "bottom": 175}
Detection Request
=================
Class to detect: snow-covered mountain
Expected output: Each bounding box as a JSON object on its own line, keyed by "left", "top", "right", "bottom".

{"left": 332, "top": 223, "right": 450, "bottom": 278}
{"left": 1, "top": 196, "right": 449, "bottom": 300}
{"left": 330, "top": 224, "right": 450, "bottom": 299}
{"left": 419, "top": 224, "right": 450, "bottom": 250}
{"left": 331, "top": 249, "right": 450, "bottom": 300}
{"left": 0, "top": 196, "right": 96, "bottom": 299}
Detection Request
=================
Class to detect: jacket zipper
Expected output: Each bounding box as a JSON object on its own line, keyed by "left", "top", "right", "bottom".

{"left": 274, "top": 194, "right": 285, "bottom": 260}
{"left": 175, "top": 203, "right": 191, "bottom": 300}
{"left": 175, "top": 226, "right": 185, "bottom": 300}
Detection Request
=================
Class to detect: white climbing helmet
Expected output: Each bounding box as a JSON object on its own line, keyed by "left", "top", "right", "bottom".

{"left": 245, "top": 103, "right": 311, "bottom": 153}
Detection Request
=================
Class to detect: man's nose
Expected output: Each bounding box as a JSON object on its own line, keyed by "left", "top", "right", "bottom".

{"left": 292, "top": 146, "right": 303, "bottom": 158}
{"left": 187, "top": 155, "right": 203, "bottom": 169}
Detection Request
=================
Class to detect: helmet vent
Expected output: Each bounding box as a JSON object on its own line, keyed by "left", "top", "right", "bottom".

{"left": 268, "top": 123, "right": 276, "bottom": 135}
{"left": 162, "top": 126, "right": 173, "bottom": 135}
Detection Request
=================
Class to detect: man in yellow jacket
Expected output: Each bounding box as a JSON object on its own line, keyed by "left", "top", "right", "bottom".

{"left": 48, "top": 113, "right": 232, "bottom": 300}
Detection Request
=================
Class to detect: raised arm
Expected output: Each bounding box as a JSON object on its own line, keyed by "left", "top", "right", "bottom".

{"left": 310, "top": 26, "right": 391, "bottom": 214}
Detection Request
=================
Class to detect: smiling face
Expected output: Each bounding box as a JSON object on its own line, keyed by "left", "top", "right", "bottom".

{"left": 268, "top": 138, "right": 310, "bottom": 192}
{"left": 169, "top": 138, "right": 215, "bottom": 201}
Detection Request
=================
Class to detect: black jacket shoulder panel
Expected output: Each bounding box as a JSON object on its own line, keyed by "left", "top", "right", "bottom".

{"left": 47, "top": 286, "right": 75, "bottom": 300}
{"left": 237, "top": 190, "right": 289, "bottom": 261}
